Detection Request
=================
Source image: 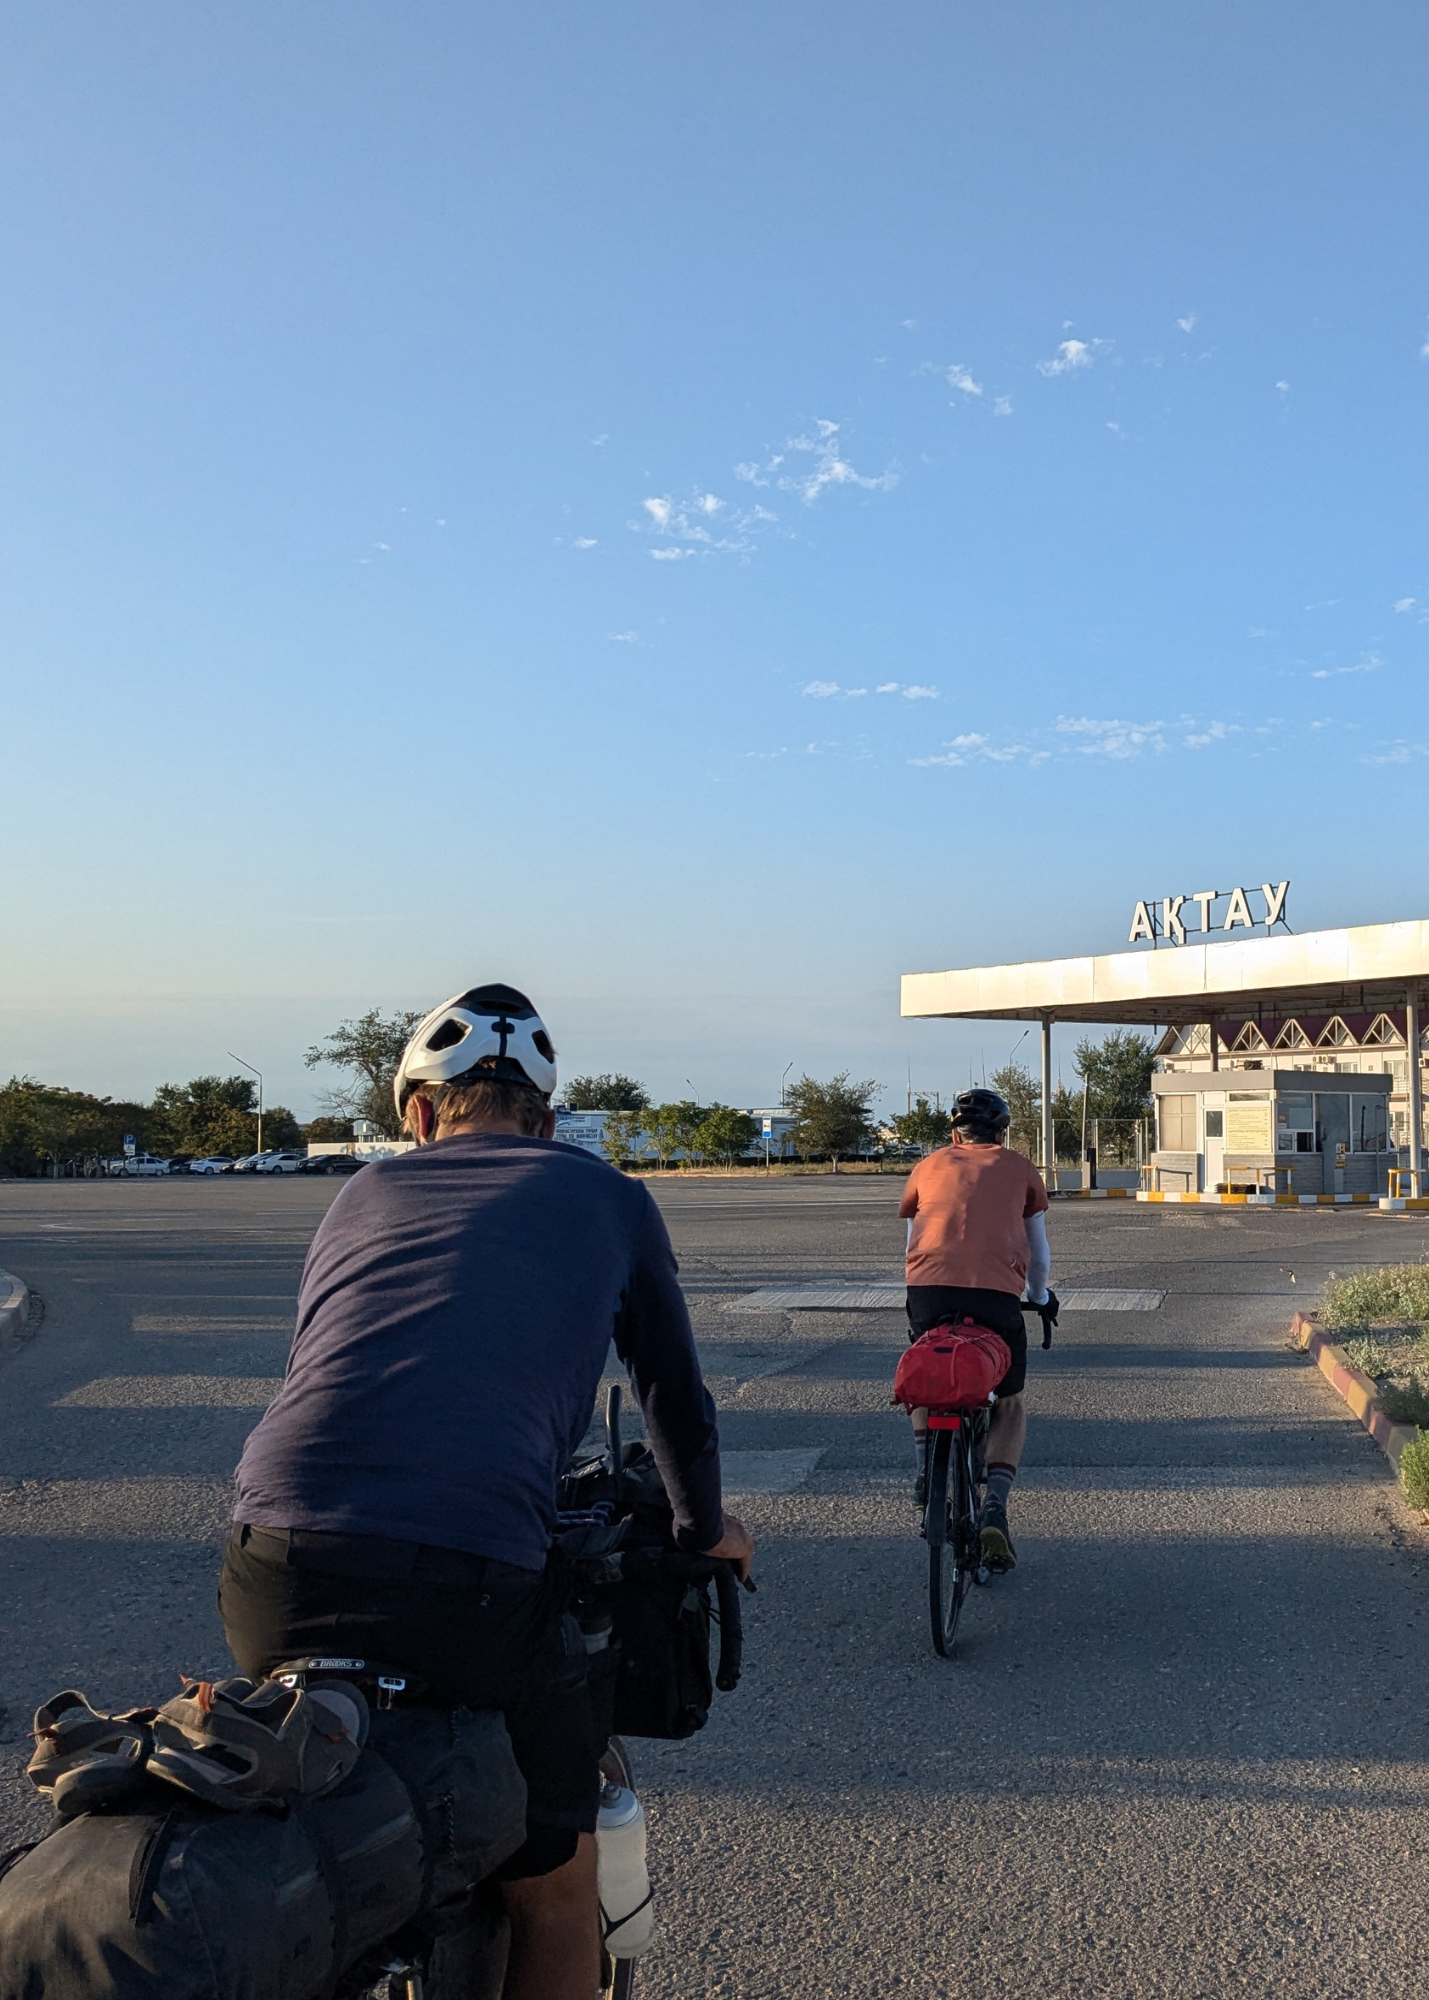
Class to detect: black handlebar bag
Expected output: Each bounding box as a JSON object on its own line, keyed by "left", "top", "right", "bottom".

{"left": 559, "top": 1436, "right": 742, "bottom": 1744}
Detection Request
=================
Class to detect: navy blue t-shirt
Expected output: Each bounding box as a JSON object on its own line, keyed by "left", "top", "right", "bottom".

{"left": 233, "top": 1134, "right": 723, "bottom": 1570}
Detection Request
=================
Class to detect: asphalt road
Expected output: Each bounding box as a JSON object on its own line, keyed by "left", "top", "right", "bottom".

{"left": 3, "top": 1177, "right": 1429, "bottom": 1996}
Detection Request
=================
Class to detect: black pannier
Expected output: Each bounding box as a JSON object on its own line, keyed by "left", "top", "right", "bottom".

{"left": 558, "top": 1398, "right": 745, "bottom": 1744}
{"left": 0, "top": 1706, "right": 525, "bottom": 2000}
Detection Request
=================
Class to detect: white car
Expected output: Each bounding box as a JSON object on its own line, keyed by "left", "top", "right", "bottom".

{"left": 188, "top": 1157, "right": 234, "bottom": 1176}
{"left": 114, "top": 1154, "right": 171, "bottom": 1178}
{"left": 256, "top": 1151, "right": 304, "bottom": 1174}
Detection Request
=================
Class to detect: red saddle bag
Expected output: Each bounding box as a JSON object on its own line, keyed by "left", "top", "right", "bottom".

{"left": 893, "top": 1317, "right": 1012, "bottom": 1410}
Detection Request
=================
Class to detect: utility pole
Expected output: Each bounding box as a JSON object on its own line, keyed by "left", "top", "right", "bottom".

{"left": 228, "top": 1053, "right": 264, "bottom": 1158}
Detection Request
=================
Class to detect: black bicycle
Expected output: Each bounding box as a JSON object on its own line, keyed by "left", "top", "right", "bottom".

{"left": 923, "top": 1295, "right": 1058, "bottom": 1658}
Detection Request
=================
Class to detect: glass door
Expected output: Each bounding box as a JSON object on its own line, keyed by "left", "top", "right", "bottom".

{"left": 1315, "top": 1093, "right": 1350, "bottom": 1193}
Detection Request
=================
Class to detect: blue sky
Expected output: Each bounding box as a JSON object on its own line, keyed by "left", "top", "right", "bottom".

{"left": 4, "top": 2, "right": 1428, "bottom": 1116}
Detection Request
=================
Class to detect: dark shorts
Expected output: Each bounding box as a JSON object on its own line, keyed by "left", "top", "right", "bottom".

{"left": 218, "top": 1525, "right": 599, "bottom": 1879}
{"left": 905, "top": 1285, "right": 1028, "bottom": 1397}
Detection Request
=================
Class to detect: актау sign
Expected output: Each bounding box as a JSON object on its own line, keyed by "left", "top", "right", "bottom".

{"left": 1128, "top": 881, "right": 1289, "bottom": 946}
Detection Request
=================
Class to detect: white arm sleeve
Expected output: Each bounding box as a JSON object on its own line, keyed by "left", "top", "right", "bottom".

{"left": 1024, "top": 1211, "right": 1051, "bottom": 1304}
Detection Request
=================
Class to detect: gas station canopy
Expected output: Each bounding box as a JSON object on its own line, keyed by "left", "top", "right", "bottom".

{"left": 900, "top": 919, "right": 1429, "bottom": 1028}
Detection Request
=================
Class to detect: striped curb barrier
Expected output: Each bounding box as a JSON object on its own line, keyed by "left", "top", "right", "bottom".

{"left": 0, "top": 1269, "right": 29, "bottom": 1352}
{"left": 1052, "top": 1188, "right": 1402, "bottom": 1207}
{"left": 1294, "top": 1310, "right": 1419, "bottom": 1472}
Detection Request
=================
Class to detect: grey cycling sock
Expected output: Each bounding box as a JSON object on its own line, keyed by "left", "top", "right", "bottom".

{"left": 983, "top": 1462, "right": 1016, "bottom": 1512}
{"left": 913, "top": 1433, "right": 929, "bottom": 1477}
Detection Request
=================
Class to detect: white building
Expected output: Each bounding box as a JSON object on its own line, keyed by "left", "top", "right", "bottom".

{"left": 552, "top": 1106, "right": 798, "bottom": 1163}
{"left": 902, "top": 906, "right": 1429, "bottom": 1197}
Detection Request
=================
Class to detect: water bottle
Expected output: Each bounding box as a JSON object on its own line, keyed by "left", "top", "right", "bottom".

{"left": 596, "top": 1782, "right": 656, "bottom": 1957}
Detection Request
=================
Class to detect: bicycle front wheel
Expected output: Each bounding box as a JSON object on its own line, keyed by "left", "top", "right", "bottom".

{"left": 925, "top": 1428, "right": 972, "bottom": 1657}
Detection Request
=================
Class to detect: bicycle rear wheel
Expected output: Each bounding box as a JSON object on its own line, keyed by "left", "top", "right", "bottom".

{"left": 925, "top": 1427, "right": 973, "bottom": 1657}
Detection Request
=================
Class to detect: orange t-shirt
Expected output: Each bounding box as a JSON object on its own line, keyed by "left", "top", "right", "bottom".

{"left": 899, "top": 1143, "right": 1049, "bottom": 1295}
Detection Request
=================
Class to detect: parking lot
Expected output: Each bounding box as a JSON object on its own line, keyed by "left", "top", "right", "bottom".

{"left": 3, "top": 1177, "right": 1429, "bottom": 1995}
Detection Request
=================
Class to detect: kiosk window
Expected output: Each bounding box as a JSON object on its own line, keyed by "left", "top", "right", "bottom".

{"left": 1204, "top": 1110, "right": 1224, "bottom": 1138}
{"left": 1158, "top": 1096, "right": 1196, "bottom": 1151}
{"left": 1353, "top": 1095, "right": 1388, "bottom": 1152}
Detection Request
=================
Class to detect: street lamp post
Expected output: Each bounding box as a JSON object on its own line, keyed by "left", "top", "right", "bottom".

{"left": 781, "top": 1061, "right": 793, "bottom": 1107}
{"left": 227, "top": 1052, "right": 264, "bottom": 1158}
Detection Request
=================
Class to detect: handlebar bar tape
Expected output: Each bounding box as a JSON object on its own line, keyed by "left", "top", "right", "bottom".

{"left": 713, "top": 1564, "right": 744, "bottom": 1692}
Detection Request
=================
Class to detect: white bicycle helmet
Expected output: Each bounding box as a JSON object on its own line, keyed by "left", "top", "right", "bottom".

{"left": 393, "top": 983, "right": 558, "bottom": 1120}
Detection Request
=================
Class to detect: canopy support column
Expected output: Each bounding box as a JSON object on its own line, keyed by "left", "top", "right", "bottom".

{"left": 1408, "top": 988, "right": 1425, "bottom": 1198}
{"left": 1208, "top": 1015, "right": 1219, "bottom": 1072}
{"left": 1040, "top": 1016, "right": 1055, "bottom": 1195}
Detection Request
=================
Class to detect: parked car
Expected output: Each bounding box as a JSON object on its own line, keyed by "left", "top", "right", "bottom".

{"left": 166, "top": 1156, "right": 195, "bottom": 1174}
{"left": 113, "top": 1154, "right": 170, "bottom": 1177}
{"left": 255, "top": 1151, "right": 304, "bottom": 1175}
{"left": 188, "top": 1157, "right": 234, "bottom": 1175}
{"left": 295, "top": 1153, "right": 368, "bottom": 1176}
{"left": 223, "top": 1154, "right": 269, "bottom": 1174}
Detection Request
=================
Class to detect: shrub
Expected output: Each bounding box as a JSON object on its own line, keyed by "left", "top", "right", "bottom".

{"left": 1400, "top": 1431, "right": 1429, "bottom": 1512}
{"left": 1320, "top": 1263, "right": 1429, "bottom": 1333}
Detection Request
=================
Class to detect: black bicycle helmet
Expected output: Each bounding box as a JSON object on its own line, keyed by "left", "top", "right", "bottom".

{"left": 950, "top": 1088, "right": 1011, "bottom": 1141}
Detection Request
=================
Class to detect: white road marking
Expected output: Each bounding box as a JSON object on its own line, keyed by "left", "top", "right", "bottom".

{"left": 728, "top": 1284, "right": 1166, "bottom": 1312}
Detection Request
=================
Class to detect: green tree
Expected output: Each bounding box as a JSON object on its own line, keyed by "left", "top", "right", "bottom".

{"left": 565, "top": 1074, "right": 650, "bottom": 1111}
{"left": 0, "top": 1080, "right": 154, "bottom": 1177}
{"left": 641, "top": 1105, "right": 682, "bottom": 1169}
{"left": 1072, "top": 1030, "right": 1156, "bottom": 1164}
{"left": 1050, "top": 1081, "right": 1082, "bottom": 1164}
{"left": 303, "top": 1116, "right": 354, "bottom": 1145}
{"left": 989, "top": 1061, "right": 1042, "bottom": 1162}
{"left": 151, "top": 1075, "right": 258, "bottom": 1157}
{"left": 600, "top": 1109, "right": 645, "bottom": 1170}
{"left": 304, "top": 1008, "right": 426, "bottom": 1136}
{"left": 672, "top": 1100, "right": 706, "bottom": 1167}
{"left": 694, "top": 1105, "right": 758, "bottom": 1166}
{"left": 890, "top": 1096, "right": 951, "bottom": 1155}
{"left": 786, "top": 1073, "right": 879, "bottom": 1170}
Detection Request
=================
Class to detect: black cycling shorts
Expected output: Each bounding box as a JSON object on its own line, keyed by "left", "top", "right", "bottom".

{"left": 218, "top": 1525, "right": 599, "bottom": 1879}
{"left": 905, "top": 1285, "right": 1028, "bottom": 1396}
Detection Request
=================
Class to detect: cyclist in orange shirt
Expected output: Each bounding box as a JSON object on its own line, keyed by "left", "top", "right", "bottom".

{"left": 899, "top": 1087, "right": 1054, "bottom": 1572}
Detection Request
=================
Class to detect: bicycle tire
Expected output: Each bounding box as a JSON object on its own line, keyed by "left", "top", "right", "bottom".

{"left": 926, "top": 1428, "right": 971, "bottom": 1656}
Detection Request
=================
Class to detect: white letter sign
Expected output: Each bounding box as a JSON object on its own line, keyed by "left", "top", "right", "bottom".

{"left": 1128, "top": 900, "right": 1156, "bottom": 944}
{"left": 1129, "top": 880, "right": 1290, "bottom": 945}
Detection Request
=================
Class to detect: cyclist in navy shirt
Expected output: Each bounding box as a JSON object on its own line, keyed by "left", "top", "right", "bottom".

{"left": 221, "top": 984, "right": 751, "bottom": 2000}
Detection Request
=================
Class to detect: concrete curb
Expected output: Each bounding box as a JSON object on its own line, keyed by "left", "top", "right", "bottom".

{"left": 1139, "top": 1190, "right": 1384, "bottom": 1206}
{"left": 1294, "top": 1310, "right": 1420, "bottom": 1472}
{"left": 0, "top": 1269, "right": 30, "bottom": 1351}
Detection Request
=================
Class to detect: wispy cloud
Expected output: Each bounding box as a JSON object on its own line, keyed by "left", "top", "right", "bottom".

{"left": 1275, "top": 380, "right": 1291, "bottom": 395}
{"left": 1395, "top": 597, "right": 1417, "bottom": 612}
{"left": 1036, "top": 338, "right": 1105, "bottom": 378}
{"left": 1364, "top": 740, "right": 1428, "bottom": 765}
{"left": 641, "top": 420, "right": 895, "bottom": 561}
{"left": 1311, "top": 651, "right": 1380, "bottom": 680}
{"left": 1176, "top": 313, "right": 1197, "bottom": 333}
{"left": 946, "top": 364, "right": 983, "bottom": 398}
{"left": 738, "top": 419, "right": 898, "bottom": 505}
{"left": 993, "top": 396, "right": 1013, "bottom": 417}
{"left": 912, "top": 733, "right": 1049, "bottom": 769}
{"left": 1183, "top": 720, "right": 1238, "bottom": 749}
{"left": 607, "top": 630, "right": 638, "bottom": 643}
{"left": 574, "top": 537, "right": 598, "bottom": 549}
{"left": 1056, "top": 716, "right": 1167, "bottom": 758}
{"left": 801, "top": 680, "right": 868, "bottom": 699}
